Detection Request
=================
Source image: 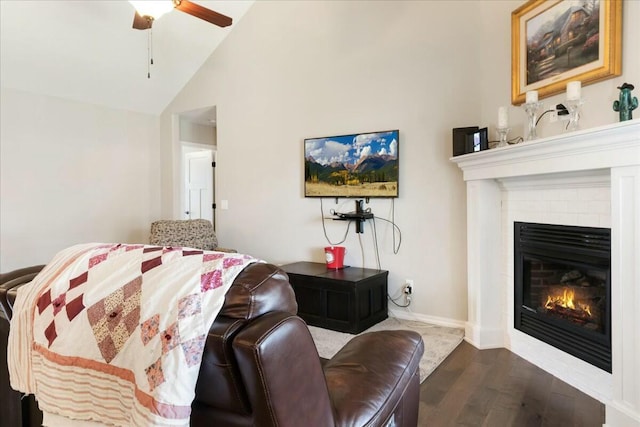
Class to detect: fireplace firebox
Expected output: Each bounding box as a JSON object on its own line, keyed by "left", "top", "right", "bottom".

{"left": 514, "top": 222, "right": 611, "bottom": 372}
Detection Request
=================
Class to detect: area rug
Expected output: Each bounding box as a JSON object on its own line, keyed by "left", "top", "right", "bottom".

{"left": 308, "top": 316, "right": 464, "bottom": 383}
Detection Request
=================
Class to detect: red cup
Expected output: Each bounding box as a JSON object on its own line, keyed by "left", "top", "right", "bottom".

{"left": 324, "top": 246, "right": 345, "bottom": 269}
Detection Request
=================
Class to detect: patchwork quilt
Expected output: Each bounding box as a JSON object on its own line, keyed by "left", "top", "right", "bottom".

{"left": 8, "top": 243, "right": 258, "bottom": 426}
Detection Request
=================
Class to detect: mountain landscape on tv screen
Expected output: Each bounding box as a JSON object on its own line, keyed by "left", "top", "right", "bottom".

{"left": 305, "top": 154, "right": 398, "bottom": 197}
{"left": 304, "top": 130, "right": 399, "bottom": 198}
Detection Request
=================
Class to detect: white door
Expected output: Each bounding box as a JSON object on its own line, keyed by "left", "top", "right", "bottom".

{"left": 184, "top": 150, "right": 213, "bottom": 222}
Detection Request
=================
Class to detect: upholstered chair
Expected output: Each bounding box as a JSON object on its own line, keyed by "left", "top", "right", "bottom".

{"left": 149, "top": 219, "right": 236, "bottom": 252}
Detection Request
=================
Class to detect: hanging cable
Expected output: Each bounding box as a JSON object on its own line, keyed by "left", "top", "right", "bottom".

{"left": 388, "top": 296, "right": 411, "bottom": 308}
{"left": 372, "top": 218, "right": 382, "bottom": 270}
{"left": 373, "top": 216, "right": 402, "bottom": 254}
{"left": 358, "top": 233, "right": 365, "bottom": 267}
{"left": 392, "top": 199, "right": 397, "bottom": 252}
{"left": 388, "top": 278, "right": 411, "bottom": 308}
{"left": 320, "top": 198, "right": 350, "bottom": 245}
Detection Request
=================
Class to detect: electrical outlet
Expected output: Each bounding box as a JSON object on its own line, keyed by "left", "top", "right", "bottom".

{"left": 404, "top": 279, "right": 414, "bottom": 295}
{"left": 549, "top": 110, "right": 558, "bottom": 123}
{"left": 402, "top": 280, "right": 413, "bottom": 306}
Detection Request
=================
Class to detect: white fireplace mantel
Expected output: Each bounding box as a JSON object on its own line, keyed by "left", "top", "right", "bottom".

{"left": 453, "top": 120, "right": 640, "bottom": 181}
{"left": 451, "top": 120, "right": 640, "bottom": 427}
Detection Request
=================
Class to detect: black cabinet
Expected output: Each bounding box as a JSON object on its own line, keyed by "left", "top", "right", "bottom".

{"left": 281, "top": 262, "right": 388, "bottom": 334}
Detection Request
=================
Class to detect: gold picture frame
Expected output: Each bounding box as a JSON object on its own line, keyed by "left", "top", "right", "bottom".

{"left": 511, "top": 0, "right": 622, "bottom": 105}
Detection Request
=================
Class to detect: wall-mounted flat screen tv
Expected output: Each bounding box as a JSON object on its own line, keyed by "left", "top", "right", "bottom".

{"left": 304, "top": 129, "right": 399, "bottom": 198}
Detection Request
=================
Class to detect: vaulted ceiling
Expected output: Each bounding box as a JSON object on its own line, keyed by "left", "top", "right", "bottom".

{"left": 0, "top": 1, "right": 254, "bottom": 115}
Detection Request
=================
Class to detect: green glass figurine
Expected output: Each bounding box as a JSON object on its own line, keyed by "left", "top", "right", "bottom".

{"left": 613, "top": 83, "right": 638, "bottom": 121}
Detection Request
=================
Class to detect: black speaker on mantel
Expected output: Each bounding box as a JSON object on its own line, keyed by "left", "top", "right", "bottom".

{"left": 452, "top": 126, "right": 478, "bottom": 156}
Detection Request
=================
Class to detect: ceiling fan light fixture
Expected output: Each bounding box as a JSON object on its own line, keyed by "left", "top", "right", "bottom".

{"left": 129, "top": 1, "right": 175, "bottom": 20}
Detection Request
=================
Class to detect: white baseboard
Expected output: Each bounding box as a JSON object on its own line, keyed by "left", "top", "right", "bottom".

{"left": 463, "top": 322, "right": 505, "bottom": 349}
{"left": 388, "top": 308, "right": 466, "bottom": 330}
{"left": 605, "top": 402, "right": 640, "bottom": 427}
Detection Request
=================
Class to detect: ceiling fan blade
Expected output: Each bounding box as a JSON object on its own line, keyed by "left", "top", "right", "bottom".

{"left": 175, "top": 0, "right": 232, "bottom": 27}
{"left": 132, "top": 12, "right": 153, "bottom": 30}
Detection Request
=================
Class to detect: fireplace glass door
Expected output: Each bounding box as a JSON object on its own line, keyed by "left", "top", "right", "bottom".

{"left": 514, "top": 222, "right": 611, "bottom": 372}
{"left": 522, "top": 256, "right": 607, "bottom": 334}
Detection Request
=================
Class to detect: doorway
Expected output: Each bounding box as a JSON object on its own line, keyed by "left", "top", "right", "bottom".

{"left": 183, "top": 148, "right": 214, "bottom": 223}
{"left": 177, "top": 106, "right": 217, "bottom": 228}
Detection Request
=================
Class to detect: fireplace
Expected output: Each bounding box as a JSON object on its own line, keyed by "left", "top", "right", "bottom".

{"left": 452, "top": 121, "right": 640, "bottom": 424}
{"left": 514, "top": 222, "right": 611, "bottom": 372}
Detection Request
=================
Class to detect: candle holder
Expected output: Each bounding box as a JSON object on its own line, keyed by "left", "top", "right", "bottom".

{"left": 496, "top": 127, "right": 510, "bottom": 148}
{"left": 566, "top": 99, "right": 584, "bottom": 131}
{"left": 522, "top": 101, "right": 543, "bottom": 141}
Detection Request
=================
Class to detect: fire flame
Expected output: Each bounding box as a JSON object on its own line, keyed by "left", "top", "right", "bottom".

{"left": 545, "top": 288, "right": 592, "bottom": 316}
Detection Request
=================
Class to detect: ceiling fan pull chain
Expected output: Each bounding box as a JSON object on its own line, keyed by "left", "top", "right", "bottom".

{"left": 147, "top": 28, "right": 153, "bottom": 79}
{"left": 147, "top": 29, "right": 150, "bottom": 78}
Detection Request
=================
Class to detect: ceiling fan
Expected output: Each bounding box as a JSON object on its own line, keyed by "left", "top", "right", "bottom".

{"left": 130, "top": 0, "right": 232, "bottom": 30}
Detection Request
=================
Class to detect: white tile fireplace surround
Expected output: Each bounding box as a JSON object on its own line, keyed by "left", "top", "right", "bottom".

{"left": 451, "top": 120, "right": 640, "bottom": 427}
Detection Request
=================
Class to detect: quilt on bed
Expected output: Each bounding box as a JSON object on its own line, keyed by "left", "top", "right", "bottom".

{"left": 8, "top": 243, "right": 258, "bottom": 426}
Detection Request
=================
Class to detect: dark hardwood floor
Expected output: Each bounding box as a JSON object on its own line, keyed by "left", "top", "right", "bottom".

{"left": 419, "top": 341, "right": 605, "bottom": 426}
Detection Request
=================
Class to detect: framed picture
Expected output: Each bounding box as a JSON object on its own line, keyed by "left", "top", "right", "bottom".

{"left": 511, "top": 0, "right": 622, "bottom": 105}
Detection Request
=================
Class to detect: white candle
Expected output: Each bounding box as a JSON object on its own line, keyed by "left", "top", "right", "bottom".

{"left": 567, "top": 81, "right": 582, "bottom": 100}
{"left": 498, "top": 106, "right": 509, "bottom": 128}
{"left": 526, "top": 90, "right": 538, "bottom": 104}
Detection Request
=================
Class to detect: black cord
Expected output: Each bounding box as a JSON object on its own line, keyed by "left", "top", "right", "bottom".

{"left": 387, "top": 279, "right": 411, "bottom": 307}
{"left": 508, "top": 136, "right": 524, "bottom": 144}
{"left": 489, "top": 136, "right": 524, "bottom": 145}
{"left": 536, "top": 104, "right": 569, "bottom": 127}
{"left": 536, "top": 109, "right": 554, "bottom": 126}
{"left": 388, "top": 295, "right": 411, "bottom": 308}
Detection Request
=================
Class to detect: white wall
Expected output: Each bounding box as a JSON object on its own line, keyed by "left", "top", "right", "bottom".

{"left": 179, "top": 120, "right": 216, "bottom": 146}
{"left": 161, "top": 0, "right": 486, "bottom": 324}
{"left": 0, "top": 88, "right": 161, "bottom": 271}
{"left": 161, "top": 0, "right": 640, "bottom": 324}
{"left": 478, "top": 0, "right": 640, "bottom": 141}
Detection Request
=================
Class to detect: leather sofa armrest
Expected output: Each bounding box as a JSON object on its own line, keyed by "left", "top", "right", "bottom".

{"left": 0, "top": 265, "right": 45, "bottom": 285}
{"left": 0, "top": 265, "right": 45, "bottom": 321}
{"left": 232, "top": 312, "right": 334, "bottom": 427}
{"left": 323, "top": 330, "right": 424, "bottom": 427}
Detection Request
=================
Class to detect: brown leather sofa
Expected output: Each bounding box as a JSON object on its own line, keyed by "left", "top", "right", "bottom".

{"left": 1, "top": 263, "right": 424, "bottom": 427}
